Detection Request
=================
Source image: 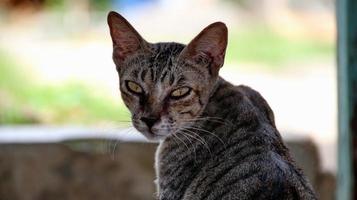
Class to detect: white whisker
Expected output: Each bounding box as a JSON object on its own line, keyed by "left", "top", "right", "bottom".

{"left": 179, "top": 128, "right": 213, "bottom": 157}
{"left": 176, "top": 131, "right": 197, "bottom": 162}
{"left": 172, "top": 133, "right": 190, "bottom": 151}
{"left": 187, "top": 126, "right": 226, "bottom": 147}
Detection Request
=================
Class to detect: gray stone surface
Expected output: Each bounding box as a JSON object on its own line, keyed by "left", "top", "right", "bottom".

{"left": 0, "top": 142, "right": 157, "bottom": 200}
{"left": 0, "top": 139, "right": 335, "bottom": 200}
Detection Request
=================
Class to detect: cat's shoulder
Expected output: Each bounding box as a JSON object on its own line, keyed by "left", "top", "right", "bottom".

{"left": 233, "top": 84, "right": 268, "bottom": 106}
{"left": 234, "top": 84, "right": 276, "bottom": 127}
{"left": 234, "top": 84, "right": 261, "bottom": 96}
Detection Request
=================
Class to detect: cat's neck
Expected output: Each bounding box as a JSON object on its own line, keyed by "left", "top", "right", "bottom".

{"left": 202, "top": 77, "right": 249, "bottom": 129}
{"left": 204, "top": 76, "right": 272, "bottom": 129}
{"left": 205, "top": 77, "right": 234, "bottom": 115}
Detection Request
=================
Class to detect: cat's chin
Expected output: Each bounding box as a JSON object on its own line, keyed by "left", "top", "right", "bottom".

{"left": 139, "top": 130, "right": 170, "bottom": 141}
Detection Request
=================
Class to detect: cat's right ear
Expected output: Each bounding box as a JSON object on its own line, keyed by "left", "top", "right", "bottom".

{"left": 179, "top": 22, "right": 228, "bottom": 77}
{"left": 107, "top": 11, "right": 148, "bottom": 65}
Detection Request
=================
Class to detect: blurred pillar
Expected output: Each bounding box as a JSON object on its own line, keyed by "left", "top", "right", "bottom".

{"left": 337, "top": 0, "right": 357, "bottom": 199}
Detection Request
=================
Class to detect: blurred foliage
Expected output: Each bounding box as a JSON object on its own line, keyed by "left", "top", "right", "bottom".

{"left": 225, "top": 26, "right": 334, "bottom": 68}
{"left": 43, "top": 0, "right": 112, "bottom": 11}
{"left": 89, "top": 0, "right": 111, "bottom": 11}
{"left": 0, "top": 50, "right": 130, "bottom": 125}
{"left": 44, "top": 0, "right": 65, "bottom": 10}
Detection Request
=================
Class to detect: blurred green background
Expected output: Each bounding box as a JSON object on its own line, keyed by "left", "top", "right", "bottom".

{"left": 0, "top": 0, "right": 334, "bottom": 125}
{"left": 0, "top": 49, "right": 130, "bottom": 124}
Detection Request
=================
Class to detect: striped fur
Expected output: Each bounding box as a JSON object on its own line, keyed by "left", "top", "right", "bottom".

{"left": 107, "top": 11, "right": 317, "bottom": 200}
{"left": 156, "top": 80, "right": 317, "bottom": 200}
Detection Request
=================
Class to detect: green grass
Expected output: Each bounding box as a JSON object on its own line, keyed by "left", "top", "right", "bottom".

{"left": 22, "top": 83, "right": 130, "bottom": 124}
{"left": 225, "top": 26, "right": 334, "bottom": 69}
{"left": 0, "top": 51, "right": 130, "bottom": 125}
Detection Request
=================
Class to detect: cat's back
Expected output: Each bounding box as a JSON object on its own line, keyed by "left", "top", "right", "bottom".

{"left": 180, "top": 137, "right": 317, "bottom": 200}
{"left": 182, "top": 149, "right": 309, "bottom": 200}
{"left": 181, "top": 84, "right": 317, "bottom": 200}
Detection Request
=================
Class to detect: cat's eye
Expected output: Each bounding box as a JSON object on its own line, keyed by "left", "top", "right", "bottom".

{"left": 126, "top": 81, "right": 143, "bottom": 95}
{"left": 170, "top": 87, "right": 192, "bottom": 99}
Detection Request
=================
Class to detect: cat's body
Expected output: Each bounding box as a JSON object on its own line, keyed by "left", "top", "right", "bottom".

{"left": 107, "top": 11, "right": 317, "bottom": 200}
{"left": 156, "top": 78, "right": 316, "bottom": 200}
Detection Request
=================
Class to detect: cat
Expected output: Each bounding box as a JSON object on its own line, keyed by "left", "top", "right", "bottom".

{"left": 107, "top": 11, "right": 317, "bottom": 200}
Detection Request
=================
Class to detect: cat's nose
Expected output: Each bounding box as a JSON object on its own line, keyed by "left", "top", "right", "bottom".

{"left": 140, "top": 116, "right": 159, "bottom": 128}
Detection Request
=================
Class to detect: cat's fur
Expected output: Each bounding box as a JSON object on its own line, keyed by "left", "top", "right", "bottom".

{"left": 107, "top": 11, "right": 317, "bottom": 200}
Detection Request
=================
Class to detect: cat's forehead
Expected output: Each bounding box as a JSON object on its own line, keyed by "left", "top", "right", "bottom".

{"left": 121, "top": 43, "right": 187, "bottom": 82}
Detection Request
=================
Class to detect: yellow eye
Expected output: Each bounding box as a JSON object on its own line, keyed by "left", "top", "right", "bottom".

{"left": 170, "top": 87, "right": 191, "bottom": 99}
{"left": 126, "top": 81, "right": 143, "bottom": 94}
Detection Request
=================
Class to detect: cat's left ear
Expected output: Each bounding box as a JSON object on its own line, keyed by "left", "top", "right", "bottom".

{"left": 180, "top": 22, "right": 228, "bottom": 76}
{"left": 107, "top": 11, "right": 149, "bottom": 65}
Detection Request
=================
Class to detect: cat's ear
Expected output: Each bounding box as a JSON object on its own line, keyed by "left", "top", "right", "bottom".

{"left": 180, "top": 22, "right": 228, "bottom": 76}
{"left": 107, "top": 11, "right": 149, "bottom": 64}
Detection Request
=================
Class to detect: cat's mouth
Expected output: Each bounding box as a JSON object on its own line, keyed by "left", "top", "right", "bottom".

{"left": 135, "top": 126, "right": 171, "bottom": 140}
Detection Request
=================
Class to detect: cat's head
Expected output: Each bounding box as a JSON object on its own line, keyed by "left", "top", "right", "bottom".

{"left": 107, "top": 11, "right": 227, "bottom": 140}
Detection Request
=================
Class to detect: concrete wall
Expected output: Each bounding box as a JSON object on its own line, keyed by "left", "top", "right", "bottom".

{"left": 0, "top": 139, "right": 334, "bottom": 200}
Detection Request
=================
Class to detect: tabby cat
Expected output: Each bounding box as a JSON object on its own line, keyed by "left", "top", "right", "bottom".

{"left": 107, "top": 11, "right": 317, "bottom": 200}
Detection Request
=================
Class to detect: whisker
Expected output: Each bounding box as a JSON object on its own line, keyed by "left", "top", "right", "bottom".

{"left": 170, "top": 134, "right": 181, "bottom": 147}
{"left": 176, "top": 131, "right": 197, "bottom": 162}
{"left": 111, "top": 139, "right": 120, "bottom": 160}
{"left": 179, "top": 128, "right": 213, "bottom": 157}
{"left": 107, "top": 126, "right": 136, "bottom": 160}
{"left": 187, "top": 126, "right": 226, "bottom": 147}
{"left": 172, "top": 133, "right": 190, "bottom": 151}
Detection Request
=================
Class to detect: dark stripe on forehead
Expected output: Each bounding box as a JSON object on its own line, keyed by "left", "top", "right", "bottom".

{"left": 169, "top": 73, "right": 175, "bottom": 85}
{"left": 131, "top": 69, "right": 139, "bottom": 79}
{"left": 133, "top": 42, "right": 186, "bottom": 84}
{"left": 150, "top": 68, "right": 154, "bottom": 81}
{"left": 140, "top": 69, "right": 147, "bottom": 81}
